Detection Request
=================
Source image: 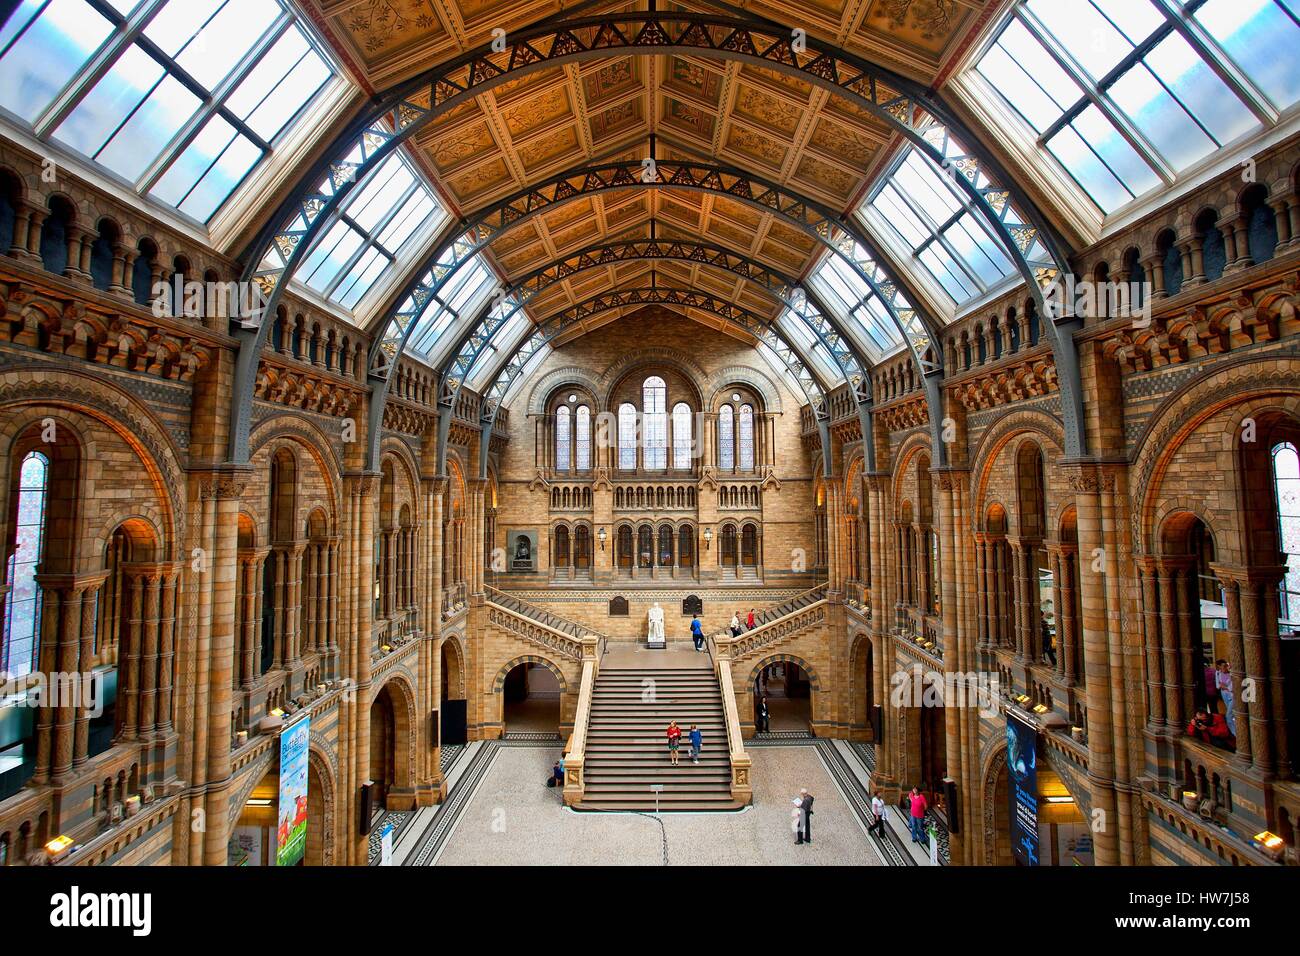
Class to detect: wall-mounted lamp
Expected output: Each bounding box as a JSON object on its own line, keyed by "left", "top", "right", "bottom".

{"left": 703, "top": 527, "right": 713, "bottom": 550}
{"left": 597, "top": 527, "right": 607, "bottom": 551}
{"left": 45, "top": 835, "right": 74, "bottom": 862}
{"left": 1253, "top": 830, "right": 1285, "bottom": 861}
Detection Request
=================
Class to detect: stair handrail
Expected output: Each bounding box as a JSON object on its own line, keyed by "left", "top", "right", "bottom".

{"left": 485, "top": 584, "right": 610, "bottom": 653}
{"left": 561, "top": 636, "right": 601, "bottom": 806}
{"left": 706, "top": 582, "right": 828, "bottom": 643}
{"left": 711, "top": 638, "right": 753, "bottom": 806}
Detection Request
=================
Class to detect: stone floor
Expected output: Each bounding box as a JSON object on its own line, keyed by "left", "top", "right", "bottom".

{"left": 432, "top": 744, "right": 886, "bottom": 866}
{"left": 503, "top": 696, "right": 562, "bottom": 735}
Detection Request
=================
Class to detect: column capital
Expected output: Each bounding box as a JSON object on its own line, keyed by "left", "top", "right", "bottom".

{"left": 1210, "top": 562, "right": 1289, "bottom": 587}
{"left": 33, "top": 570, "right": 110, "bottom": 594}
{"left": 198, "top": 466, "right": 253, "bottom": 499}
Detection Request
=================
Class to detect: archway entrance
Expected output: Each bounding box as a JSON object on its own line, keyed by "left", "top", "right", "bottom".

{"left": 440, "top": 640, "right": 467, "bottom": 746}
{"left": 754, "top": 661, "right": 811, "bottom": 733}
{"left": 502, "top": 662, "right": 561, "bottom": 736}
{"left": 229, "top": 766, "right": 278, "bottom": 866}
{"left": 304, "top": 758, "right": 331, "bottom": 866}
{"left": 851, "top": 637, "right": 875, "bottom": 740}
{"left": 919, "top": 701, "right": 946, "bottom": 806}
{"left": 985, "top": 758, "right": 1014, "bottom": 866}
{"left": 369, "top": 686, "right": 396, "bottom": 809}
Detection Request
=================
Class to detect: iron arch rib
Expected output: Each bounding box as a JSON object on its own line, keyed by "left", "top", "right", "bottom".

{"left": 227, "top": 11, "right": 1081, "bottom": 465}
{"left": 434, "top": 239, "right": 866, "bottom": 429}
{"left": 469, "top": 288, "right": 835, "bottom": 479}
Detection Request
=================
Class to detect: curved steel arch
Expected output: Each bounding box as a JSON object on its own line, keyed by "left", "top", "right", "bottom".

{"left": 469, "top": 287, "right": 840, "bottom": 479}
{"left": 366, "top": 158, "right": 934, "bottom": 375}
{"left": 227, "top": 10, "right": 1083, "bottom": 465}
{"left": 424, "top": 238, "right": 873, "bottom": 478}
{"left": 359, "top": 160, "right": 923, "bottom": 477}
{"left": 437, "top": 238, "right": 864, "bottom": 406}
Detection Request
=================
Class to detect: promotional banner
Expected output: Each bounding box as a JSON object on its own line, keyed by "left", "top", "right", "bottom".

{"left": 276, "top": 714, "right": 310, "bottom": 867}
{"left": 1006, "top": 713, "right": 1040, "bottom": 866}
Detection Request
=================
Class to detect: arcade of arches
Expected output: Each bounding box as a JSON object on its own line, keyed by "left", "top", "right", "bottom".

{"left": 1, "top": 0, "right": 1300, "bottom": 869}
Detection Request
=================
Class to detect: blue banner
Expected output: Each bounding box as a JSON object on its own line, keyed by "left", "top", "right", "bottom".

{"left": 1006, "top": 713, "right": 1039, "bottom": 866}
{"left": 277, "top": 715, "right": 310, "bottom": 867}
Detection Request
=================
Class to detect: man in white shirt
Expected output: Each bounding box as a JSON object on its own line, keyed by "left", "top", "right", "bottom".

{"left": 869, "top": 792, "right": 886, "bottom": 837}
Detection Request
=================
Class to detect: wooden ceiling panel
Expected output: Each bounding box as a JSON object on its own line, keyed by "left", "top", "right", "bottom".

{"left": 302, "top": 0, "right": 988, "bottom": 352}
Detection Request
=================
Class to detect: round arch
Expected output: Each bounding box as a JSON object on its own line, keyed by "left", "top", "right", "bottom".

{"left": 227, "top": 11, "right": 1082, "bottom": 469}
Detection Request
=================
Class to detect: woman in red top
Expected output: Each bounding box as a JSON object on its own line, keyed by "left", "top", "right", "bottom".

{"left": 666, "top": 720, "right": 682, "bottom": 766}
{"left": 747, "top": 608, "right": 756, "bottom": 630}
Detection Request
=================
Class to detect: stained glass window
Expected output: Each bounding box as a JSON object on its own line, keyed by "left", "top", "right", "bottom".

{"left": 0, "top": 0, "right": 336, "bottom": 222}
{"left": 672, "top": 403, "right": 692, "bottom": 470}
{"left": 739, "top": 404, "right": 755, "bottom": 470}
{"left": 719, "top": 405, "right": 734, "bottom": 471}
{"left": 618, "top": 403, "right": 637, "bottom": 470}
{"left": 1273, "top": 441, "right": 1300, "bottom": 622}
{"left": 3, "top": 451, "right": 49, "bottom": 678}
{"left": 643, "top": 376, "right": 667, "bottom": 470}
{"left": 973, "top": 0, "right": 1300, "bottom": 215}
{"left": 555, "top": 405, "right": 570, "bottom": 473}
{"left": 575, "top": 406, "right": 591, "bottom": 472}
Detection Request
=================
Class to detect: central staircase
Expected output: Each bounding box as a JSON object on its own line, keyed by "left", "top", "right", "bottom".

{"left": 577, "top": 663, "right": 741, "bottom": 811}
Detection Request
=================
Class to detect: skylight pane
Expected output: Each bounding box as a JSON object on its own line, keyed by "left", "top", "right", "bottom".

{"left": 0, "top": 0, "right": 111, "bottom": 122}
{"left": 144, "top": 0, "right": 225, "bottom": 56}
{"left": 1045, "top": 124, "right": 1132, "bottom": 213}
{"left": 1196, "top": 0, "right": 1300, "bottom": 108}
{"left": 95, "top": 74, "right": 201, "bottom": 181}
{"left": 172, "top": 0, "right": 278, "bottom": 91}
{"left": 177, "top": 134, "right": 259, "bottom": 221}
{"left": 54, "top": 43, "right": 168, "bottom": 159}
{"left": 1026, "top": 0, "right": 1133, "bottom": 79}
{"left": 1143, "top": 32, "right": 1255, "bottom": 145}
{"left": 150, "top": 112, "right": 239, "bottom": 204}
{"left": 0, "top": 0, "right": 339, "bottom": 222}
{"left": 1109, "top": 63, "right": 1216, "bottom": 169}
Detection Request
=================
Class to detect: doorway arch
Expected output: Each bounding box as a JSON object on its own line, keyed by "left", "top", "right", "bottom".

{"left": 751, "top": 655, "right": 817, "bottom": 734}
{"left": 496, "top": 657, "right": 564, "bottom": 737}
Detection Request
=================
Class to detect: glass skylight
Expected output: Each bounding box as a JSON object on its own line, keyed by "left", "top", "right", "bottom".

{"left": 297, "top": 151, "right": 441, "bottom": 310}
{"left": 973, "top": 0, "right": 1300, "bottom": 214}
{"left": 0, "top": 0, "right": 335, "bottom": 222}
{"left": 867, "top": 150, "right": 1016, "bottom": 306}
{"left": 807, "top": 251, "right": 907, "bottom": 356}
{"left": 403, "top": 255, "right": 501, "bottom": 359}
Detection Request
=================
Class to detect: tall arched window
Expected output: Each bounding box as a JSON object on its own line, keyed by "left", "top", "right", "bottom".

{"left": 553, "top": 526, "right": 570, "bottom": 568}
{"left": 618, "top": 402, "right": 637, "bottom": 470}
{"left": 575, "top": 406, "right": 591, "bottom": 472}
{"left": 719, "top": 406, "right": 735, "bottom": 470}
{"left": 643, "top": 376, "right": 667, "bottom": 470}
{"left": 739, "top": 404, "right": 755, "bottom": 470}
{"left": 555, "top": 406, "right": 571, "bottom": 472}
{"left": 1273, "top": 441, "right": 1300, "bottom": 621}
{"left": 672, "top": 403, "right": 692, "bottom": 470}
{"left": 3, "top": 451, "right": 49, "bottom": 677}
{"left": 658, "top": 525, "right": 674, "bottom": 567}
{"left": 617, "top": 525, "right": 633, "bottom": 569}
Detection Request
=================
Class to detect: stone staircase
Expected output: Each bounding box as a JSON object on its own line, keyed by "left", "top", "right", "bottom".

{"left": 485, "top": 586, "right": 607, "bottom": 648}
{"left": 710, "top": 584, "right": 827, "bottom": 641}
{"left": 577, "top": 664, "right": 741, "bottom": 811}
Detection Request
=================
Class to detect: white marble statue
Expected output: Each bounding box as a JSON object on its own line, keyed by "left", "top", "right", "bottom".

{"left": 647, "top": 602, "right": 666, "bottom": 647}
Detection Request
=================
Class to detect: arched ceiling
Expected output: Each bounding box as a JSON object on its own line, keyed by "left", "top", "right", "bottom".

{"left": 250, "top": 0, "right": 1087, "bottom": 474}
{"left": 298, "top": 0, "right": 990, "bottom": 357}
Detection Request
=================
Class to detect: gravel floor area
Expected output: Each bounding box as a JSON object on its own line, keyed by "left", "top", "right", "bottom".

{"left": 433, "top": 744, "right": 885, "bottom": 866}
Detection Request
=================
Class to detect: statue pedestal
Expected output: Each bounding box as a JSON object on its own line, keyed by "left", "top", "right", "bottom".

{"left": 646, "top": 629, "right": 665, "bottom": 649}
